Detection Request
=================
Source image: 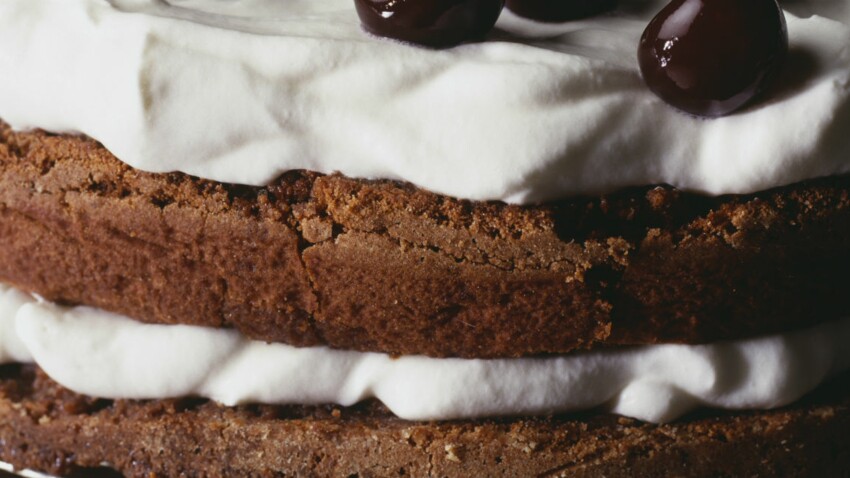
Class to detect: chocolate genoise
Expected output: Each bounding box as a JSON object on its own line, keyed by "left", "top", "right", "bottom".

{"left": 1, "top": 0, "right": 849, "bottom": 475}
{"left": 0, "top": 365, "right": 847, "bottom": 477}
{"left": 2, "top": 107, "right": 850, "bottom": 476}
{"left": 2, "top": 124, "right": 850, "bottom": 359}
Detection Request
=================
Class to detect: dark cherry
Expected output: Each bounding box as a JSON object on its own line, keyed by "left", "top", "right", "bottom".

{"left": 638, "top": 0, "right": 788, "bottom": 118}
{"left": 354, "top": 0, "right": 505, "bottom": 48}
{"left": 506, "top": 0, "right": 616, "bottom": 22}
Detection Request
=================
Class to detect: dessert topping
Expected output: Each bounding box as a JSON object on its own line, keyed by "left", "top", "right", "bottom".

{"left": 637, "top": 0, "right": 788, "bottom": 117}
{"left": 505, "top": 0, "right": 617, "bottom": 22}
{"left": 353, "top": 0, "right": 505, "bottom": 47}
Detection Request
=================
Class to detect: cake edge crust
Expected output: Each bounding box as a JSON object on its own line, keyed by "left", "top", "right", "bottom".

{"left": 3, "top": 123, "right": 850, "bottom": 358}
{"left": 0, "top": 365, "right": 848, "bottom": 478}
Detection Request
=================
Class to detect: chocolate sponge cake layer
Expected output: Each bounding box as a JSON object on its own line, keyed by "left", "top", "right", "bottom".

{"left": 0, "top": 365, "right": 847, "bottom": 478}
{"left": 2, "top": 123, "right": 850, "bottom": 358}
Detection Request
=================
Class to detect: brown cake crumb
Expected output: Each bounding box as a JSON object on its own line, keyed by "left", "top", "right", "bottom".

{"left": 2, "top": 123, "right": 850, "bottom": 358}
{"left": 0, "top": 365, "right": 847, "bottom": 477}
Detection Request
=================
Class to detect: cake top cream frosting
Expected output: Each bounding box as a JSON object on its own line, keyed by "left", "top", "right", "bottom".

{"left": 0, "top": 0, "right": 848, "bottom": 203}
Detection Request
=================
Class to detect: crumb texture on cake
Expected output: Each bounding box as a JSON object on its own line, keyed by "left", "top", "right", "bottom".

{"left": 2, "top": 123, "right": 850, "bottom": 358}
{"left": 0, "top": 365, "right": 848, "bottom": 477}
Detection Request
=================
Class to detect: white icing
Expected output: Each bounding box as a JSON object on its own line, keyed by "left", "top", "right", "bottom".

{"left": 1, "top": 284, "right": 848, "bottom": 423}
{"left": 0, "top": 0, "right": 848, "bottom": 203}
{"left": 0, "top": 461, "right": 56, "bottom": 478}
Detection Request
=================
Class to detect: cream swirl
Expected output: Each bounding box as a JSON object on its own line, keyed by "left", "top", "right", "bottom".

{"left": 0, "top": 0, "right": 848, "bottom": 203}
{"left": 1, "top": 284, "right": 849, "bottom": 423}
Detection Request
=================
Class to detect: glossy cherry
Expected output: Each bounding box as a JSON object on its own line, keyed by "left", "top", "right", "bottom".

{"left": 638, "top": 0, "right": 788, "bottom": 118}
{"left": 506, "top": 0, "right": 616, "bottom": 22}
{"left": 354, "top": 0, "right": 505, "bottom": 47}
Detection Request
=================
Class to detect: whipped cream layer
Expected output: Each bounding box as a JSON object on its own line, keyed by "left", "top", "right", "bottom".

{"left": 1, "top": 285, "right": 849, "bottom": 424}
{"left": 0, "top": 461, "right": 54, "bottom": 478}
{"left": 0, "top": 1, "right": 849, "bottom": 203}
